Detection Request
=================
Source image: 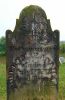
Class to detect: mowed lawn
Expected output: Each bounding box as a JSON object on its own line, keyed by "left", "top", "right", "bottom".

{"left": 59, "top": 63, "right": 65, "bottom": 99}
{"left": 0, "top": 56, "right": 7, "bottom": 100}
{"left": 0, "top": 56, "right": 65, "bottom": 100}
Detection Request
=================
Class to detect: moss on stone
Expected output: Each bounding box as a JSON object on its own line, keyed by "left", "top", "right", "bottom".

{"left": 14, "top": 5, "right": 47, "bottom": 32}
{"left": 19, "top": 5, "right": 47, "bottom": 19}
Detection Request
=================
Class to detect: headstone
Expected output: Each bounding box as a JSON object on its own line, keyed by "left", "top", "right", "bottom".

{"left": 6, "top": 5, "right": 59, "bottom": 100}
{"left": 59, "top": 57, "right": 65, "bottom": 64}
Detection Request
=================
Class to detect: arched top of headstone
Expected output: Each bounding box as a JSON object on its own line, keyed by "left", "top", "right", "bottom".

{"left": 19, "top": 5, "right": 47, "bottom": 19}
{"left": 14, "top": 5, "right": 51, "bottom": 34}
{"left": 6, "top": 5, "right": 59, "bottom": 49}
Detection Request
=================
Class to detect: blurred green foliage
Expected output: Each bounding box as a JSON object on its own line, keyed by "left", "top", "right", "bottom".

{"left": 0, "top": 37, "right": 6, "bottom": 56}
{"left": 60, "top": 42, "right": 65, "bottom": 54}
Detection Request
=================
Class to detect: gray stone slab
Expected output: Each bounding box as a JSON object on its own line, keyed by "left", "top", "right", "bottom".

{"left": 6, "top": 5, "right": 59, "bottom": 100}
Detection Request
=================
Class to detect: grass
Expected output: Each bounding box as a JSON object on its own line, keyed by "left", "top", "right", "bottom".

{"left": 0, "top": 56, "right": 65, "bottom": 100}
{"left": 0, "top": 55, "right": 6, "bottom": 64}
{"left": 0, "top": 64, "right": 7, "bottom": 100}
{"left": 58, "top": 63, "right": 65, "bottom": 99}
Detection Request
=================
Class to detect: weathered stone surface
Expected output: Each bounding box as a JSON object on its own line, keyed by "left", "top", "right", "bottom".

{"left": 6, "top": 5, "right": 59, "bottom": 100}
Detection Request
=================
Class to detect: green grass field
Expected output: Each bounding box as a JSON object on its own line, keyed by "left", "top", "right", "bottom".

{"left": 0, "top": 56, "right": 65, "bottom": 100}
{"left": 0, "top": 64, "right": 7, "bottom": 100}
{"left": 59, "top": 63, "right": 65, "bottom": 100}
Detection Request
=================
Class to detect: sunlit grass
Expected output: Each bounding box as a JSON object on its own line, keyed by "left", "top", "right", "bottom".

{"left": 58, "top": 63, "right": 65, "bottom": 99}
{"left": 0, "top": 64, "right": 7, "bottom": 100}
